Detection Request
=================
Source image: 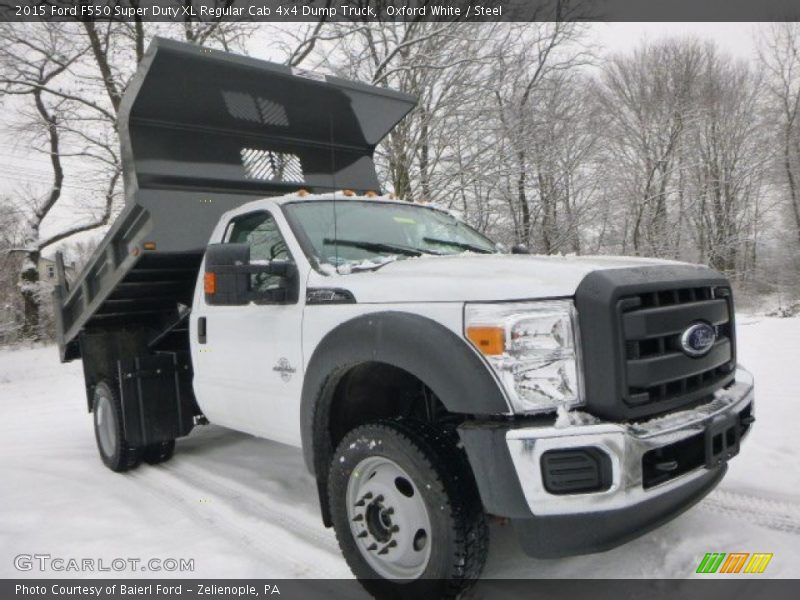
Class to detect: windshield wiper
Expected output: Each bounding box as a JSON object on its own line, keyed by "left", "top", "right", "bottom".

{"left": 422, "top": 237, "right": 493, "bottom": 254}
{"left": 324, "top": 238, "right": 435, "bottom": 257}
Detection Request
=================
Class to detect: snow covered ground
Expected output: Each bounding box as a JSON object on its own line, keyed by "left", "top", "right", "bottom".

{"left": 1, "top": 316, "right": 799, "bottom": 581}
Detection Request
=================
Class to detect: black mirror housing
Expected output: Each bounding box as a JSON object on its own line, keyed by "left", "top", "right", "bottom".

{"left": 205, "top": 243, "right": 298, "bottom": 306}
{"left": 205, "top": 243, "right": 250, "bottom": 305}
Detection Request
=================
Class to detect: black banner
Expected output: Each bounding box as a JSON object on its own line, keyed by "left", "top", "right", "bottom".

{"left": 1, "top": 0, "right": 800, "bottom": 23}
{"left": 4, "top": 580, "right": 800, "bottom": 600}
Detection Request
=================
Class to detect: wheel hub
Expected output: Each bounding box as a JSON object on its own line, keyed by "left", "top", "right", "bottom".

{"left": 364, "top": 498, "right": 394, "bottom": 543}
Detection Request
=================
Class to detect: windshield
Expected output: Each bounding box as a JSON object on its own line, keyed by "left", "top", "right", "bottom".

{"left": 284, "top": 201, "right": 497, "bottom": 271}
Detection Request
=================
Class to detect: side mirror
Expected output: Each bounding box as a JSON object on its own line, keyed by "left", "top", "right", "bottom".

{"left": 204, "top": 243, "right": 298, "bottom": 306}
{"left": 511, "top": 244, "right": 530, "bottom": 254}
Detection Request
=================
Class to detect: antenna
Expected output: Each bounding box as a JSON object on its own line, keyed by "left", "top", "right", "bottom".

{"left": 329, "top": 113, "right": 340, "bottom": 272}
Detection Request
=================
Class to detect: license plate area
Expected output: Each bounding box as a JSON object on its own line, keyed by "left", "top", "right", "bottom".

{"left": 704, "top": 413, "right": 740, "bottom": 468}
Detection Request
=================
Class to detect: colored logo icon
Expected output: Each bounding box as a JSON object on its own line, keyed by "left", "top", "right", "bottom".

{"left": 696, "top": 552, "right": 773, "bottom": 574}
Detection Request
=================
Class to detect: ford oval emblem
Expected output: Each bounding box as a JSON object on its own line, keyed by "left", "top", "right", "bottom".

{"left": 680, "top": 322, "right": 716, "bottom": 357}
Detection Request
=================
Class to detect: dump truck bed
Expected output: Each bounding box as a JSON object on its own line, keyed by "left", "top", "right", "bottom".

{"left": 55, "top": 38, "right": 415, "bottom": 361}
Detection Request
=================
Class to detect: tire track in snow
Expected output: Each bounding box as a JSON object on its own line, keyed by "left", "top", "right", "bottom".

{"left": 699, "top": 489, "right": 800, "bottom": 535}
{"left": 159, "top": 460, "right": 341, "bottom": 554}
{"left": 128, "top": 465, "right": 341, "bottom": 577}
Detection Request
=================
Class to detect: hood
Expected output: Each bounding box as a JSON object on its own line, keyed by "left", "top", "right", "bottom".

{"left": 308, "top": 253, "right": 700, "bottom": 303}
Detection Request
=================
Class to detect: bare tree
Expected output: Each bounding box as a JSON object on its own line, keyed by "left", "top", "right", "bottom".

{"left": 0, "top": 17, "right": 253, "bottom": 340}
{"left": 686, "top": 45, "right": 769, "bottom": 276}
{"left": 758, "top": 23, "right": 800, "bottom": 247}
{"left": 598, "top": 38, "right": 704, "bottom": 257}
{"left": 0, "top": 23, "right": 118, "bottom": 339}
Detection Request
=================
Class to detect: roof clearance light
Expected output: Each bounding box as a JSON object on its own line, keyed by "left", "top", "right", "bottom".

{"left": 296, "top": 189, "right": 309, "bottom": 196}
{"left": 342, "top": 189, "right": 355, "bottom": 197}
{"left": 365, "top": 191, "right": 378, "bottom": 198}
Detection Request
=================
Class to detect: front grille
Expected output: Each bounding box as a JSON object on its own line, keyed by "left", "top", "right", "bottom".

{"left": 619, "top": 286, "right": 736, "bottom": 411}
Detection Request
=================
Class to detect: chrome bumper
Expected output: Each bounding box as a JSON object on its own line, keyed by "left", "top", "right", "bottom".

{"left": 506, "top": 367, "right": 754, "bottom": 516}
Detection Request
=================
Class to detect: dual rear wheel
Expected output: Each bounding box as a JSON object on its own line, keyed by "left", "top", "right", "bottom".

{"left": 92, "top": 380, "right": 175, "bottom": 472}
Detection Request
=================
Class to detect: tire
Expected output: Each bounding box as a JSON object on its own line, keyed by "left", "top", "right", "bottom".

{"left": 92, "top": 380, "right": 142, "bottom": 472}
{"left": 143, "top": 440, "right": 176, "bottom": 465}
{"left": 328, "top": 419, "right": 488, "bottom": 599}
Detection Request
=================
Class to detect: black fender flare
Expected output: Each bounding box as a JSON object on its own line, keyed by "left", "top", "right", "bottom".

{"left": 300, "top": 311, "right": 509, "bottom": 478}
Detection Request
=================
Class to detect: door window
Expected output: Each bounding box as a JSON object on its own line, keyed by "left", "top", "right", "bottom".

{"left": 224, "top": 211, "right": 292, "bottom": 294}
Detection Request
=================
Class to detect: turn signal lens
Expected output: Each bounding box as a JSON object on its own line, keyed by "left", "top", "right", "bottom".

{"left": 466, "top": 326, "right": 505, "bottom": 356}
{"left": 204, "top": 272, "right": 217, "bottom": 295}
{"left": 143, "top": 242, "right": 157, "bottom": 250}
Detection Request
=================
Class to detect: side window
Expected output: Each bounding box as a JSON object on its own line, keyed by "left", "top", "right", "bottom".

{"left": 224, "top": 212, "right": 292, "bottom": 294}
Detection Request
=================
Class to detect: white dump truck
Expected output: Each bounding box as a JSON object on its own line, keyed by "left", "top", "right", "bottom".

{"left": 54, "top": 38, "right": 755, "bottom": 598}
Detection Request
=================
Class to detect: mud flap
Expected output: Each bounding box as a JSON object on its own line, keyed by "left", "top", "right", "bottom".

{"left": 117, "top": 354, "right": 195, "bottom": 447}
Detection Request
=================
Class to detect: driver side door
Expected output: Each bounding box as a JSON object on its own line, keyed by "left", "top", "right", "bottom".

{"left": 193, "top": 210, "right": 304, "bottom": 445}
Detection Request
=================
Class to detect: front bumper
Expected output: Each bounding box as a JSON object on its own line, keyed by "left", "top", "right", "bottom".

{"left": 458, "top": 367, "right": 754, "bottom": 557}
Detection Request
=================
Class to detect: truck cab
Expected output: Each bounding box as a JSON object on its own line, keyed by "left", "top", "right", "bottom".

{"left": 54, "top": 39, "right": 755, "bottom": 599}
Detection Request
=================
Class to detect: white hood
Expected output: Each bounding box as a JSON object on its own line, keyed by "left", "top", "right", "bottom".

{"left": 308, "top": 254, "right": 697, "bottom": 303}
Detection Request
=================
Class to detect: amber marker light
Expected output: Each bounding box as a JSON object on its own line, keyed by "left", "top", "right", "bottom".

{"left": 204, "top": 272, "right": 217, "bottom": 295}
{"left": 342, "top": 189, "right": 356, "bottom": 197}
{"left": 143, "top": 242, "right": 157, "bottom": 250}
{"left": 466, "top": 326, "right": 505, "bottom": 356}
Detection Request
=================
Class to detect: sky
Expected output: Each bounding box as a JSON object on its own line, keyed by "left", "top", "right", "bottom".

{"left": 0, "top": 22, "right": 770, "bottom": 256}
{"left": 595, "top": 22, "right": 760, "bottom": 60}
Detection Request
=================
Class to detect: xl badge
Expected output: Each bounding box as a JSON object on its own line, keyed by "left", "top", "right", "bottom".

{"left": 273, "top": 357, "right": 296, "bottom": 382}
{"left": 680, "top": 322, "right": 716, "bottom": 357}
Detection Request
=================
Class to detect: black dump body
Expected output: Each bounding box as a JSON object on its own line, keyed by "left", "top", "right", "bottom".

{"left": 54, "top": 37, "right": 415, "bottom": 362}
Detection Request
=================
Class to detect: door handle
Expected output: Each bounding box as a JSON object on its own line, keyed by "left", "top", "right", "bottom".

{"left": 198, "top": 316, "right": 207, "bottom": 344}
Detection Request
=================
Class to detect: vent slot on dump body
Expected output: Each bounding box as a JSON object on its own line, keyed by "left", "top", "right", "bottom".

{"left": 222, "top": 91, "right": 289, "bottom": 127}
{"left": 620, "top": 286, "right": 735, "bottom": 411}
{"left": 240, "top": 148, "right": 304, "bottom": 183}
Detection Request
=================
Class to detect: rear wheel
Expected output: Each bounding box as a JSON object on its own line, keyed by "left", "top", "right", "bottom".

{"left": 328, "top": 419, "right": 488, "bottom": 599}
{"left": 92, "top": 380, "right": 141, "bottom": 472}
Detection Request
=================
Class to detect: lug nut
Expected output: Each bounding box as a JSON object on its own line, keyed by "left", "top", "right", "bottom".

{"left": 378, "top": 540, "right": 398, "bottom": 555}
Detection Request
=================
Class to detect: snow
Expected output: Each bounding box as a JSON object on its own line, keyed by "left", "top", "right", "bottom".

{"left": 1, "top": 317, "right": 800, "bottom": 580}
{"left": 554, "top": 405, "right": 600, "bottom": 428}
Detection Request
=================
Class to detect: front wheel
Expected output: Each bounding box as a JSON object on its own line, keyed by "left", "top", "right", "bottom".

{"left": 328, "top": 419, "right": 488, "bottom": 599}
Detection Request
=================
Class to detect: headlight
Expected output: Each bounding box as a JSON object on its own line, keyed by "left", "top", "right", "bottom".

{"left": 464, "top": 300, "right": 583, "bottom": 414}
